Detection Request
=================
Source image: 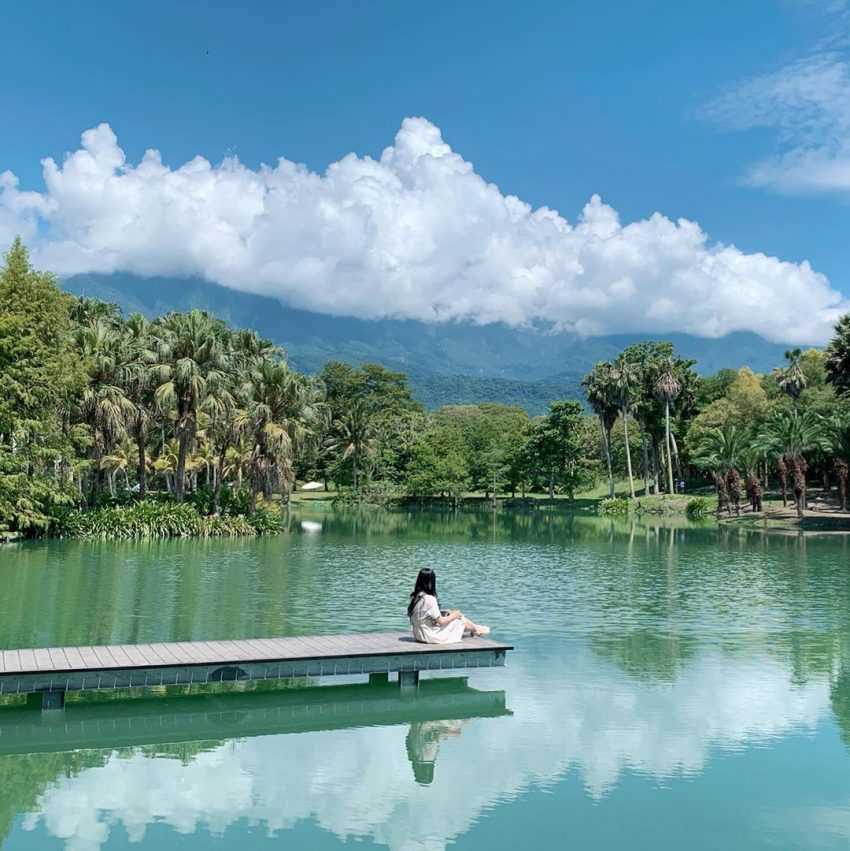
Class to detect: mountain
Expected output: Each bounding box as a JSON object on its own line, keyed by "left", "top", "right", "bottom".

{"left": 62, "top": 273, "right": 792, "bottom": 413}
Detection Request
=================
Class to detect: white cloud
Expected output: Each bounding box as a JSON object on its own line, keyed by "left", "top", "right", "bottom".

{"left": 700, "top": 49, "right": 850, "bottom": 197}
{"left": 2, "top": 118, "right": 847, "bottom": 344}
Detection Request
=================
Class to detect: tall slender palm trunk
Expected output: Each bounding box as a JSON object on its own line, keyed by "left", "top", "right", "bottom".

{"left": 599, "top": 420, "right": 614, "bottom": 498}
{"left": 175, "top": 434, "right": 189, "bottom": 501}
{"left": 135, "top": 426, "right": 147, "bottom": 499}
{"left": 214, "top": 445, "right": 228, "bottom": 514}
{"left": 622, "top": 410, "right": 636, "bottom": 499}
{"left": 836, "top": 459, "right": 848, "bottom": 512}
{"left": 641, "top": 430, "right": 651, "bottom": 495}
{"left": 664, "top": 401, "right": 675, "bottom": 495}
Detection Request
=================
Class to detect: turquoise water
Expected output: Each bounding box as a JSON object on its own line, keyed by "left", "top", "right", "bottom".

{"left": 2, "top": 509, "right": 850, "bottom": 849}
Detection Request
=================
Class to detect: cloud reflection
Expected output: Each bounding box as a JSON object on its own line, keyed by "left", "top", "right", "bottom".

{"left": 21, "top": 643, "right": 831, "bottom": 851}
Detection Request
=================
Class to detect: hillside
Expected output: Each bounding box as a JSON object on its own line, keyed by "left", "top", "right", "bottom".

{"left": 63, "top": 273, "right": 792, "bottom": 413}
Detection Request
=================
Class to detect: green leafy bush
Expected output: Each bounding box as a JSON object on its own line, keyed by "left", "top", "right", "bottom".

{"left": 57, "top": 499, "right": 282, "bottom": 540}
{"left": 685, "top": 497, "right": 710, "bottom": 520}
{"left": 599, "top": 497, "right": 630, "bottom": 515}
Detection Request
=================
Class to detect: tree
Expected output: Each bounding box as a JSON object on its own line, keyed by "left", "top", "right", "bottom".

{"left": 696, "top": 369, "right": 738, "bottom": 408}
{"left": 406, "top": 425, "right": 470, "bottom": 502}
{"left": 654, "top": 358, "right": 681, "bottom": 496}
{"left": 153, "top": 311, "right": 231, "bottom": 501}
{"left": 74, "top": 317, "right": 135, "bottom": 500}
{"left": 826, "top": 411, "right": 850, "bottom": 511}
{"left": 726, "top": 367, "right": 768, "bottom": 425}
{"left": 620, "top": 342, "right": 697, "bottom": 496}
{"left": 524, "top": 401, "right": 595, "bottom": 500}
{"left": 435, "top": 404, "right": 529, "bottom": 495}
{"left": 826, "top": 314, "right": 850, "bottom": 395}
{"left": 610, "top": 356, "right": 640, "bottom": 498}
{"left": 244, "top": 356, "right": 326, "bottom": 508}
{"left": 758, "top": 409, "right": 827, "bottom": 517}
{"left": 691, "top": 425, "right": 748, "bottom": 516}
{"left": 583, "top": 362, "right": 619, "bottom": 498}
{"left": 118, "top": 314, "right": 159, "bottom": 499}
{"left": 320, "top": 361, "right": 421, "bottom": 489}
{"left": 0, "top": 239, "right": 84, "bottom": 533}
{"left": 326, "top": 400, "right": 377, "bottom": 494}
{"left": 775, "top": 348, "right": 807, "bottom": 401}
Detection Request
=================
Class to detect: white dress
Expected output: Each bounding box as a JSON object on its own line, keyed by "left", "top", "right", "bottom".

{"left": 410, "top": 593, "right": 465, "bottom": 644}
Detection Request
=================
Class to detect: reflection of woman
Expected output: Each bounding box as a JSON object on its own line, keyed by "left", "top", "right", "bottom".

{"left": 407, "top": 568, "right": 490, "bottom": 643}
{"left": 406, "top": 719, "right": 467, "bottom": 785}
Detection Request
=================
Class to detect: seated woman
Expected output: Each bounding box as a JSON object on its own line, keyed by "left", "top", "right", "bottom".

{"left": 407, "top": 568, "right": 490, "bottom": 644}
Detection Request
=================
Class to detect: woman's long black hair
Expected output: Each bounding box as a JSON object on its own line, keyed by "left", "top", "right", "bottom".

{"left": 408, "top": 568, "right": 439, "bottom": 618}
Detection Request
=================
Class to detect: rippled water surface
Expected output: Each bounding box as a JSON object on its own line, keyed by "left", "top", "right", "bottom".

{"left": 2, "top": 509, "right": 850, "bottom": 850}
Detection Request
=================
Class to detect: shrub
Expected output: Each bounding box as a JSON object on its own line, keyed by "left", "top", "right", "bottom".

{"left": 685, "top": 497, "right": 710, "bottom": 520}
{"left": 599, "top": 497, "right": 630, "bottom": 515}
{"left": 56, "top": 499, "right": 283, "bottom": 540}
{"left": 246, "top": 507, "right": 285, "bottom": 534}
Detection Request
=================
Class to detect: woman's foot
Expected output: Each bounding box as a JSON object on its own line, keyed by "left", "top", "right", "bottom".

{"left": 472, "top": 625, "right": 491, "bottom": 637}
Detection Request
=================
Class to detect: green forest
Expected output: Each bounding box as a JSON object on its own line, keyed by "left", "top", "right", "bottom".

{"left": 2, "top": 238, "right": 850, "bottom": 539}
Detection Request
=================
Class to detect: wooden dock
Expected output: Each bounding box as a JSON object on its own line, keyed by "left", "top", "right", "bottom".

{"left": 0, "top": 632, "right": 513, "bottom": 709}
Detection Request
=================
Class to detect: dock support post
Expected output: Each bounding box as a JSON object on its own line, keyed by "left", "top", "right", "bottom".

{"left": 398, "top": 670, "right": 419, "bottom": 691}
{"left": 40, "top": 689, "right": 65, "bottom": 712}
{"left": 368, "top": 672, "right": 389, "bottom": 685}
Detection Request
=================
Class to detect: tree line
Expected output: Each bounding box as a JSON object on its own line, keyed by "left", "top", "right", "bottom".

{"left": 2, "top": 238, "right": 850, "bottom": 536}
{"left": 582, "top": 337, "right": 850, "bottom": 517}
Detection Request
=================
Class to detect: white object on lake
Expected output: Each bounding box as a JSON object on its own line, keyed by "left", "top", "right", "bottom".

{"left": 300, "top": 520, "right": 323, "bottom": 533}
{"left": 300, "top": 481, "right": 324, "bottom": 491}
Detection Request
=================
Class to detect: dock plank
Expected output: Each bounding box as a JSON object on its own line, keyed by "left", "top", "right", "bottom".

{"left": 46, "top": 648, "right": 71, "bottom": 670}
{"left": 33, "top": 649, "right": 53, "bottom": 672}
{"left": 63, "top": 647, "right": 85, "bottom": 669}
{"left": 2, "top": 650, "right": 21, "bottom": 673}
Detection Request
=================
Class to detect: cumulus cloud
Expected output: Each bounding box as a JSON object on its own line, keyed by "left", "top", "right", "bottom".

{"left": 1, "top": 118, "right": 846, "bottom": 344}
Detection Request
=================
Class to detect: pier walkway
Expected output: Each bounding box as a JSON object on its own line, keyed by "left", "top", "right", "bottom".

{"left": 0, "top": 632, "right": 513, "bottom": 709}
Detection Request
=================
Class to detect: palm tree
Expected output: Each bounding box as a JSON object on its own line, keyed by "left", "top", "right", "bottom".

{"left": 153, "top": 311, "right": 231, "bottom": 501}
{"left": 692, "top": 425, "right": 747, "bottom": 516}
{"left": 775, "top": 348, "right": 807, "bottom": 401}
{"left": 654, "top": 358, "right": 681, "bottom": 496}
{"left": 739, "top": 445, "right": 766, "bottom": 512}
{"left": 74, "top": 318, "right": 134, "bottom": 500}
{"left": 101, "top": 441, "right": 132, "bottom": 495}
{"left": 583, "top": 362, "right": 619, "bottom": 498}
{"left": 610, "top": 355, "right": 640, "bottom": 499}
{"left": 244, "top": 359, "right": 298, "bottom": 509}
{"left": 118, "top": 314, "right": 159, "bottom": 499}
{"left": 152, "top": 439, "right": 179, "bottom": 493}
{"left": 327, "top": 400, "right": 377, "bottom": 495}
{"left": 825, "top": 314, "right": 850, "bottom": 395}
{"left": 826, "top": 411, "right": 850, "bottom": 511}
{"left": 758, "top": 409, "right": 827, "bottom": 517}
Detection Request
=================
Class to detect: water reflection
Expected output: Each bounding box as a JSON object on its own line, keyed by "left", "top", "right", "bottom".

{"left": 1, "top": 679, "right": 509, "bottom": 850}
{"left": 2, "top": 643, "right": 840, "bottom": 851}
{"left": 3, "top": 510, "right": 850, "bottom": 849}
{"left": 406, "top": 719, "right": 468, "bottom": 785}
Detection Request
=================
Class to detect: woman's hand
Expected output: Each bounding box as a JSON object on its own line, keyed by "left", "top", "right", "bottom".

{"left": 436, "top": 609, "right": 463, "bottom": 626}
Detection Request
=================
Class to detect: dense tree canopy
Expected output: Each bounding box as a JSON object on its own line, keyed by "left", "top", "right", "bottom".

{"left": 4, "top": 239, "right": 850, "bottom": 536}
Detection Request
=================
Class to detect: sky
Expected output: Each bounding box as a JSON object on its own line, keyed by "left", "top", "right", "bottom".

{"left": 2, "top": 0, "right": 850, "bottom": 343}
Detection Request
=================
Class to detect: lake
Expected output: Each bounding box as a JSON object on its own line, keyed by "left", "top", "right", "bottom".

{"left": 1, "top": 508, "right": 850, "bottom": 850}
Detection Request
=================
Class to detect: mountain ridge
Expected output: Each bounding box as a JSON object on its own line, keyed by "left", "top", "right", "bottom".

{"left": 62, "top": 273, "right": 792, "bottom": 413}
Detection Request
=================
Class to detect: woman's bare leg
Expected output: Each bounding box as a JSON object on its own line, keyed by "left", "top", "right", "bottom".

{"left": 461, "top": 616, "right": 489, "bottom": 636}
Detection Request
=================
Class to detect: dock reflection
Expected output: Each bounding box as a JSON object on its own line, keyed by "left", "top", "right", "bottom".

{"left": 0, "top": 677, "right": 510, "bottom": 756}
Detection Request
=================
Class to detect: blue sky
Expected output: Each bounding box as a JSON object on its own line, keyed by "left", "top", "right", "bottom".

{"left": 2, "top": 0, "right": 849, "bottom": 342}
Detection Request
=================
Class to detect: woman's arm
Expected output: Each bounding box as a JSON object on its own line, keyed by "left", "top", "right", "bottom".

{"left": 434, "top": 609, "right": 462, "bottom": 626}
